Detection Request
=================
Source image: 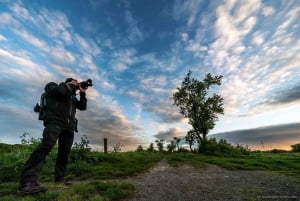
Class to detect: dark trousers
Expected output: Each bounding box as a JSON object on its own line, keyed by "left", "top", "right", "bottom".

{"left": 20, "top": 124, "right": 74, "bottom": 185}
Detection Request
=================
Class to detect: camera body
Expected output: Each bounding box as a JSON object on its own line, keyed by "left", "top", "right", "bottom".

{"left": 78, "top": 79, "right": 93, "bottom": 89}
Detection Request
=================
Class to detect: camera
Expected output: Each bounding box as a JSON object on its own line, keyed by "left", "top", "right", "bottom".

{"left": 79, "top": 79, "right": 93, "bottom": 89}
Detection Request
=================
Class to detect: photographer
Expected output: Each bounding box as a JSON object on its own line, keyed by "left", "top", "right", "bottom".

{"left": 18, "top": 78, "right": 89, "bottom": 194}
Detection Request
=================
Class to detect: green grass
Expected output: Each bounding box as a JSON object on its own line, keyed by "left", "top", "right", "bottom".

{"left": 0, "top": 145, "right": 164, "bottom": 182}
{"left": 0, "top": 181, "right": 134, "bottom": 201}
{"left": 166, "top": 152, "right": 300, "bottom": 180}
{"left": 67, "top": 151, "right": 164, "bottom": 180}
{"left": 0, "top": 143, "right": 163, "bottom": 200}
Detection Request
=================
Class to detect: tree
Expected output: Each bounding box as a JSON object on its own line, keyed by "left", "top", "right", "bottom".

{"left": 147, "top": 142, "right": 155, "bottom": 152}
{"left": 136, "top": 145, "right": 144, "bottom": 152}
{"left": 173, "top": 137, "right": 181, "bottom": 151}
{"left": 185, "top": 130, "right": 196, "bottom": 152}
{"left": 167, "top": 141, "right": 176, "bottom": 152}
{"left": 173, "top": 70, "right": 224, "bottom": 151}
{"left": 155, "top": 139, "right": 165, "bottom": 152}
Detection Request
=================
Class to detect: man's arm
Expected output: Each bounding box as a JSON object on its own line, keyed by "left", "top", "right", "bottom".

{"left": 76, "top": 85, "right": 87, "bottom": 110}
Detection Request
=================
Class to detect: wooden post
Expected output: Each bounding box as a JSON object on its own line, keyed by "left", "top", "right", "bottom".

{"left": 104, "top": 138, "right": 108, "bottom": 154}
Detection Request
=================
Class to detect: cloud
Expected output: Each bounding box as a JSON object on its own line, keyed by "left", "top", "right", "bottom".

{"left": 261, "top": 83, "right": 300, "bottom": 106}
{"left": 262, "top": 6, "right": 275, "bottom": 16}
{"left": 277, "top": 6, "right": 300, "bottom": 31}
{"left": 204, "top": 0, "right": 299, "bottom": 118}
{"left": 3, "top": 1, "right": 106, "bottom": 88}
{"left": 0, "top": 34, "right": 7, "bottom": 41}
{"left": 8, "top": 2, "right": 102, "bottom": 65}
{"left": 149, "top": 101, "right": 183, "bottom": 124}
{"left": 38, "top": 8, "right": 72, "bottom": 42}
{"left": 111, "top": 48, "right": 137, "bottom": 72}
{"left": 0, "top": 12, "right": 16, "bottom": 26}
{"left": 0, "top": 103, "right": 44, "bottom": 143}
{"left": 184, "top": 38, "right": 208, "bottom": 58}
{"left": 213, "top": 0, "right": 260, "bottom": 54}
{"left": 76, "top": 97, "right": 143, "bottom": 151}
{"left": 124, "top": 9, "right": 144, "bottom": 43}
{"left": 74, "top": 34, "right": 102, "bottom": 56}
{"left": 154, "top": 127, "right": 185, "bottom": 141}
{"left": 127, "top": 90, "right": 146, "bottom": 102}
{"left": 9, "top": 2, "right": 31, "bottom": 20}
{"left": 172, "top": 0, "right": 203, "bottom": 26}
{"left": 140, "top": 75, "right": 167, "bottom": 91}
{"left": 170, "top": 0, "right": 300, "bottom": 121}
{"left": 8, "top": 2, "right": 73, "bottom": 45}
{"left": 49, "top": 45, "right": 76, "bottom": 64}
{"left": 13, "top": 29, "right": 48, "bottom": 50}
{"left": 51, "top": 64, "right": 80, "bottom": 80}
{"left": 251, "top": 31, "right": 265, "bottom": 45}
{"left": 210, "top": 122, "right": 300, "bottom": 150}
{"left": 0, "top": 48, "right": 54, "bottom": 85}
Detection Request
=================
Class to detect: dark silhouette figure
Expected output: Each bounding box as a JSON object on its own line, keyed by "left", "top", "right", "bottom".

{"left": 18, "top": 78, "right": 88, "bottom": 194}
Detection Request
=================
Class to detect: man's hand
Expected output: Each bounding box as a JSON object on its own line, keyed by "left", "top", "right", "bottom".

{"left": 78, "top": 84, "right": 87, "bottom": 93}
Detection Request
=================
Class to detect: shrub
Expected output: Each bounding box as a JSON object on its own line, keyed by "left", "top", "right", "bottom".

{"left": 147, "top": 143, "right": 155, "bottom": 152}
{"left": 199, "top": 138, "right": 250, "bottom": 156}
{"left": 155, "top": 139, "right": 164, "bottom": 152}
{"left": 70, "top": 135, "right": 91, "bottom": 162}
{"left": 112, "top": 143, "right": 123, "bottom": 153}
{"left": 266, "top": 149, "right": 288, "bottom": 153}
{"left": 291, "top": 143, "right": 300, "bottom": 152}
{"left": 136, "top": 145, "right": 144, "bottom": 152}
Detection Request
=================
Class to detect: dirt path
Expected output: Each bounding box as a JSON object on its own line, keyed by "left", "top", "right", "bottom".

{"left": 122, "top": 158, "right": 300, "bottom": 201}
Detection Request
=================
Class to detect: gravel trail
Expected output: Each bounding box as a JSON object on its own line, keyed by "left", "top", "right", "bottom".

{"left": 122, "top": 158, "right": 300, "bottom": 201}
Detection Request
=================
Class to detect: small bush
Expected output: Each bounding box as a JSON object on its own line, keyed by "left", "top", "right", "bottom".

{"left": 136, "top": 145, "right": 144, "bottom": 152}
{"left": 200, "top": 138, "right": 250, "bottom": 156}
{"left": 70, "top": 135, "right": 91, "bottom": 162}
{"left": 266, "top": 149, "right": 288, "bottom": 153}
{"left": 291, "top": 143, "right": 300, "bottom": 152}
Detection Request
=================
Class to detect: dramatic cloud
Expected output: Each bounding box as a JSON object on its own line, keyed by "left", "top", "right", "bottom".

{"left": 211, "top": 122, "right": 300, "bottom": 150}
{"left": 269, "top": 83, "right": 300, "bottom": 105}
{"left": 76, "top": 98, "right": 143, "bottom": 151}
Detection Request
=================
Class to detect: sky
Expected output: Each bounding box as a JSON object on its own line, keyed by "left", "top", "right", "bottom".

{"left": 0, "top": 0, "right": 299, "bottom": 151}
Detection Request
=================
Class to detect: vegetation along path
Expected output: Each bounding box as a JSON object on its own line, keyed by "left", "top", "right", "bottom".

{"left": 122, "top": 158, "right": 300, "bottom": 201}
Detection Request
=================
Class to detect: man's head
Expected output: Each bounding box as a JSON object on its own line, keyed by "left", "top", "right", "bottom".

{"left": 65, "top": 78, "right": 74, "bottom": 83}
{"left": 65, "top": 78, "right": 79, "bottom": 85}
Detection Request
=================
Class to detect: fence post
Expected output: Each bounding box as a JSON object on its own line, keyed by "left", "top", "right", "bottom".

{"left": 104, "top": 138, "right": 108, "bottom": 154}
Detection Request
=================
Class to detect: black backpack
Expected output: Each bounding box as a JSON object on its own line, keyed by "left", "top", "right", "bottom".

{"left": 33, "top": 92, "right": 47, "bottom": 120}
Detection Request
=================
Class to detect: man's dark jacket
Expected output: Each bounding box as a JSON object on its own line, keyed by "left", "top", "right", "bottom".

{"left": 43, "top": 82, "right": 87, "bottom": 131}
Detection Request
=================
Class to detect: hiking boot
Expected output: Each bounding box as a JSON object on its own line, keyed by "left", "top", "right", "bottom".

{"left": 18, "top": 182, "right": 47, "bottom": 194}
{"left": 55, "top": 178, "right": 72, "bottom": 186}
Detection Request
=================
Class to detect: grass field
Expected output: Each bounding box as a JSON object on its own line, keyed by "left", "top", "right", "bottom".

{"left": 0, "top": 143, "right": 164, "bottom": 200}
{"left": 0, "top": 142, "right": 299, "bottom": 200}
{"left": 166, "top": 152, "right": 300, "bottom": 179}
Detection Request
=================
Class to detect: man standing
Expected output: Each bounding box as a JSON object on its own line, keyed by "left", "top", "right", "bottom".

{"left": 18, "top": 78, "right": 88, "bottom": 194}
